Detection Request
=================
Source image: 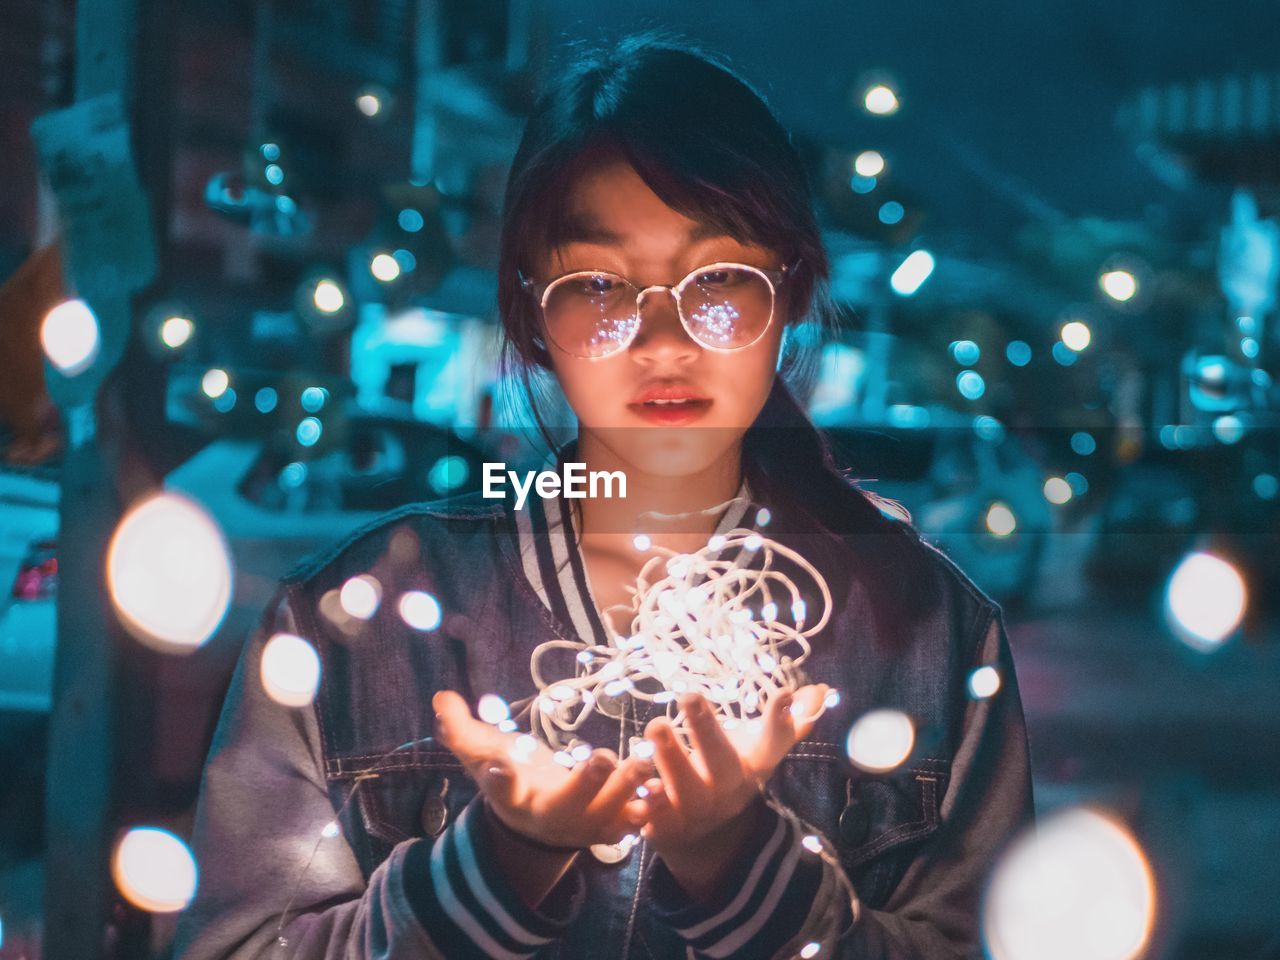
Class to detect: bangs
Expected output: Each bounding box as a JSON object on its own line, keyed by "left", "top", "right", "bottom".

{"left": 516, "top": 130, "right": 803, "bottom": 278}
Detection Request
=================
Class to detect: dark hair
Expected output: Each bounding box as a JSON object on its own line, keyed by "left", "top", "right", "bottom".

{"left": 496, "top": 33, "right": 930, "bottom": 640}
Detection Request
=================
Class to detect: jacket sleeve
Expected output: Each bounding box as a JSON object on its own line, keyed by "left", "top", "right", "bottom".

{"left": 650, "top": 606, "right": 1034, "bottom": 960}
{"left": 170, "top": 587, "right": 585, "bottom": 960}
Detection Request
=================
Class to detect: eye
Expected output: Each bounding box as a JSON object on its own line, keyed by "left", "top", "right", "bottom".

{"left": 568, "top": 274, "right": 624, "bottom": 296}
{"left": 694, "top": 268, "right": 744, "bottom": 288}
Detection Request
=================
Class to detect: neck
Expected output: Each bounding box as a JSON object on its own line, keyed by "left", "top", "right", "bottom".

{"left": 572, "top": 432, "right": 745, "bottom": 555}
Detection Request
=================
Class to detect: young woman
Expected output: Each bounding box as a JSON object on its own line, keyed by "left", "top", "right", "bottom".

{"left": 173, "top": 34, "right": 1033, "bottom": 960}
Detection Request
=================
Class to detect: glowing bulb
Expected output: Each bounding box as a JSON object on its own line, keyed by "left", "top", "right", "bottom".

{"left": 112, "top": 828, "right": 198, "bottom": 913}
{"left": 356, "top": 93, "right": 382, "bottom": 117}
{"left": 41, "top": 299, "right": 100, "bottom": 375}
{"left": 399, "top": 591, "right": 442, "bottom": 631}
{"left": 313, "top": 280, "right": 345, "bottom": 314}
{"left": 1100, "top": 270, "right": 1137, "bottom": 302}
{"left": 1061, "top": 321, "right": 1092, "bottom": 351}
{"left": 478, "top": 694, "right": 510, "bottom": 725}
{"left": 1043, "top": 477, "right": 1073, "bottom": 505}
{"left": 321, "top": 821, "right": 340, "bottom": 838}
{"left": 370, "top": 253, "right": 401, "bottom": 282}
{"left": 801, "top": 943, "right": 822, "bottom": 959}
{"left": 986, "top": 502, "right": 1017, "bottom": 537}
{"left": 260, "top": 632, "right": 322, "bottom": 707}
{"left": 854, "top": 150, "right": 885, "bottom": 177}
{"left": 633, "top": 534, "right": 652, "bottom": 551}
{"left": 339, "top": 575, "right": 381, "bottom": 620}
{"left": 846, "top": 708, "right": 915, "bottom": 772}
{"left": 632, "top": 739, "right": 656, "bottom": 760}
{"left": 968, "top": 665, "right": 1002, "bottom": 699}
{"left": 802, "top": 834, "right": 823, "bottom": 854}
{"left": 890, "top": 250, "right": 935, "bottom": 296}
{"left": 1165, "top": 551, "right": 1246, "bottom": 651}
{"left": 864, "top": 84, "right": 900, "bottom": 115}
{"left": 201, "top": 368, "right": 230, "bottom": 399}
{"left": 108, "top": 492, "right": 232, "bottom": 652}
{"left": 983, "top": 807, "right": 1155, "bottom": 960}
{"left": 160, "top": 315, "right": 194, "bottom": 349}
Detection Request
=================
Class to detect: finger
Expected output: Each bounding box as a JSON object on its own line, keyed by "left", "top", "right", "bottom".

{"left": 681, "top": 694, "right": 744, "bottom": 786}
{"left": 477, "top": 754, "right": 521, "bottom": 809}
{"left": 644, "top": 716, "right": 706, "bottom": 810}
{"left": 545, "top": 748, "right": 615, "bottom": 813}
{"left": 586, "top": 754, "right": 653, "bottom": 817}
{"left": 787, "top": 684, "right": 829, "bottom": 741}
{"left": 433, "top": 690, "right": 503, "bottom": 763}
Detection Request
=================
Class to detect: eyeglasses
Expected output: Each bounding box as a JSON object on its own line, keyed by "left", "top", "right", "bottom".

{"left": 518, "top": 259, "right": 799, "bottom": 359}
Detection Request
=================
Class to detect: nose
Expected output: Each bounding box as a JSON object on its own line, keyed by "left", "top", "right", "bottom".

{"left": 630, "top": 285, "right": 699, "bottom": 363}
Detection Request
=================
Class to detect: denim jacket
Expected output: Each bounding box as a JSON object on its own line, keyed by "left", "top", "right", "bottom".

{"left": 171, "top": 451, "right": 1034, "bottom": 960}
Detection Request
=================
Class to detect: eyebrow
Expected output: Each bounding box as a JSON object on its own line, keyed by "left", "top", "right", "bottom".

{"left": 558, "top": 214, "right": 729, "bottom": 247}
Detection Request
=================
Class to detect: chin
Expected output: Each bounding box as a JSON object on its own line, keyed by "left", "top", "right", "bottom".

{"left": 591, "top": 424, "right": 744, "bottom": 480}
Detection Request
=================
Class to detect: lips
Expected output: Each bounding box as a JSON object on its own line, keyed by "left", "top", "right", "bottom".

{"left": 627, "top": 383, "right": 712, "bottom": 425}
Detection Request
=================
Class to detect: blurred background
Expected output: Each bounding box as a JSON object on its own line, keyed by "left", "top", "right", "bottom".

{"left": 1, "top": 1, "right": 1279, "bottom": 958}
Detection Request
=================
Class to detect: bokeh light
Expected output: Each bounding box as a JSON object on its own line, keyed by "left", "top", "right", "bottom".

{"left": 112, "top": 827, "right": 199, "bottom": 913}
{"left": 950, "top": 340, "right": 981, "bottom": 365}
{"left": 1100, "top": 270, "right": 1138, "bottom": 302}
{"left": 985, "top": 502, "right": 1017, "bottom": 537}
{"left": 983, "top": 807, "right": 1155, "bottom": 960}
{"left": 340, "top": 574, "right": 382, "bottom": 620}
{"left": 1165, "top": 551, "right": 1247, "bottom": 651}
{"left": 478, "top": 694, "right": 511, "bottom": 725}
{"left": 1006, "top": 340, "right": 1032, "bottom": 366}
{"left": 356, "top": 91, "right": 382, "bottom": 117}
{"left": 300, "top": 386, "right": 329, "bottom": 413}
{"left": 313, "top": 279, "right": 346, "bottom": 314}
{"left": 370, "top": 252, "right": 401, "bottom": 282}
{"left": 1061, "top": 320, "right": 1092, "bottom": 351}
{"left": 399, "top": 591, "right": 443, "bottom": 631}
{"left": 296, "top": 417, "right": 323, "bottom": 447}
{"left": 201, "top": 368, "right": 229, "bottom": 399}
{"left": 854, "top": 150, "right": 885, "bottom": 177}
{"left": 863, "top": 84, "right": 900, "bottom": 115}
{"left": 108, "top": 492, "right": 233, "bottom": 652}
{"left": 428, "top": 455, "right": 470, "bottom": 492}
{"left": 41, "top": 299, "right": 100, "bottom": 375}
{"left": 849, "top": 174, "right": 877, "bottom": 194}
{"left": 956, "top": 370, "right": 986, "bottom": 400}
{"left": 260, "top": 632, "right": 322, "bottom": 707}
{"left": 968, "top": 665, "right": 1002, "bottom": 699}
{"left": 890, "top": 250, "right": 935, "bottom": 296}
{"left": 398, "top": 208, "right": 425, "bottom": 232}
{"left": 254, "top": 387, "right": 278, "bottom": 413}
{"left": 1070, "top": 431, "right": 1097, "bottom": 456}
{"left": 160, "top": 315, "right": 194, "bottom": 349}
{"left": 846, "top": 708, "right": 915, "bottom": 772}
{"left": 878, "top": 201, "right": 905, "bottom": 225}
{"left": 1043, "top": 476, "right": 1073, "bottom": 504}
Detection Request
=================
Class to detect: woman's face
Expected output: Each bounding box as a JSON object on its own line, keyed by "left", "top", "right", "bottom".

{"left": 535, "top": 160, "right": 787, "bottom": 480}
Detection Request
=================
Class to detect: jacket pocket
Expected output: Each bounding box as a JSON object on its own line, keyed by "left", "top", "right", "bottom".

{"left": 771, "top": 742, "right": 949, "bottom": 910}
{"left": 351, "top": 750, "right": 476, "bottom": 848}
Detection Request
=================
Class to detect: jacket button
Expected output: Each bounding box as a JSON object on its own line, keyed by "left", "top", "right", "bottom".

{"left": 839, "top": 800, "right": 869, "bottom": 845}
{"left": 421, "top": 796, "right": 448, "bottom": 837}
{"left": 590, "top": 835, "right": 639, "bottom": 864}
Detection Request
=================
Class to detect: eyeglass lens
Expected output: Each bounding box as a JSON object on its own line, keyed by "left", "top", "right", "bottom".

{"left": 542, "top": 266, "right": 774, "bottom": 358}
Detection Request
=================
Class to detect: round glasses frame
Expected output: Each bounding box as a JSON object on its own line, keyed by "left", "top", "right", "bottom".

{"left": 517, "top": 259, "right": 800, "bottom": 359}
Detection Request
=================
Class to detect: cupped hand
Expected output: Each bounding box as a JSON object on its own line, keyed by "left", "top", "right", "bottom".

{"left": 637, "top": 684, "right": 829, "bottom": 892}
{"left": 432, "top": 690, "right": 650, "bottom": 849}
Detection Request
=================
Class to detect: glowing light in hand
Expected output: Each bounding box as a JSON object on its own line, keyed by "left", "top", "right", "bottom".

{"left": 399, "top": 591, "right": 442, "bottom": 631}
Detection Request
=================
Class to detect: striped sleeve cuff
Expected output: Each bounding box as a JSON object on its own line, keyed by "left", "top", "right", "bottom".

{"left": 401, "top": 798, "right": 584, "bottom": 959}
{"left": 649, "top": 798, "right": 825, "bottom": 960}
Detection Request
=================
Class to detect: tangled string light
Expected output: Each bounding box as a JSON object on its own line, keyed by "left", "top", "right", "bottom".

{"left": 522, "top": 519, "right": 834, "bottom": 752}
